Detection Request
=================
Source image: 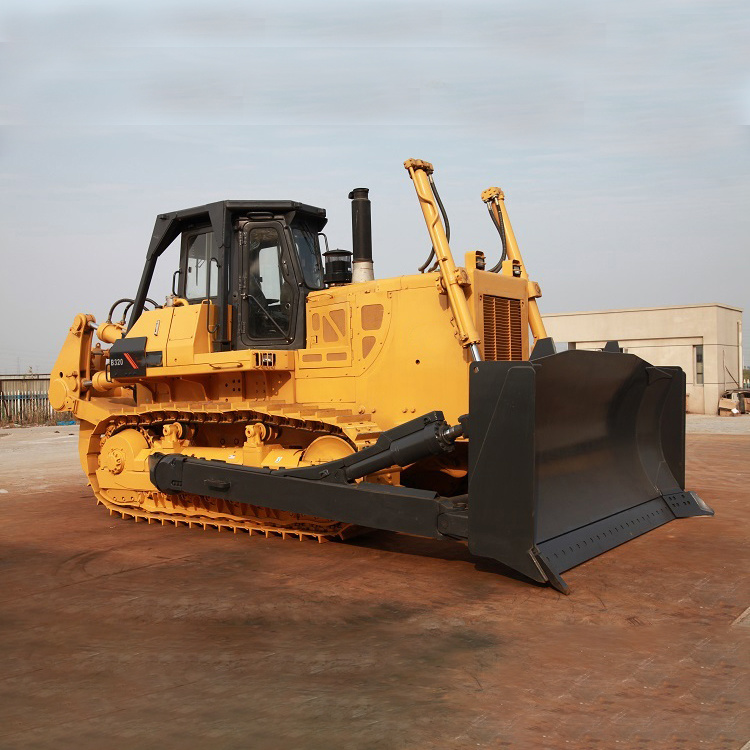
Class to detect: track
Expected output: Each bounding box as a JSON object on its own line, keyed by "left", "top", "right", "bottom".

{"left": 85, "top": 403, "right": 383, "bottom": 540}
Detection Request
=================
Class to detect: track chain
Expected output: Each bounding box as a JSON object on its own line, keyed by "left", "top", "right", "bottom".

{"left": 91, "top": 403, "right": 381, "bottom": 541}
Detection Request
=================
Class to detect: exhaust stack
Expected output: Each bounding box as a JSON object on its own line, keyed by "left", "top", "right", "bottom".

{"left": 349, "top": 187, "right": 374, "bottom": 282}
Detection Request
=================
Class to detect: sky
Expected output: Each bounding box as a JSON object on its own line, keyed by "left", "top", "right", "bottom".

{"left": 0, "top": 0, "right": 748, "bottom": 373}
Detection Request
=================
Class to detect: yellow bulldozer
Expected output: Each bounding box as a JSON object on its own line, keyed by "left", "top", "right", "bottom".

{"left": 49, "top": 159, "right": 712, "bottom": 593}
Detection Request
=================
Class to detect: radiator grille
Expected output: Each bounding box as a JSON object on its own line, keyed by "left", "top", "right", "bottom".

{"left": 482, "top": 296, "right": 524, "bottom": 361}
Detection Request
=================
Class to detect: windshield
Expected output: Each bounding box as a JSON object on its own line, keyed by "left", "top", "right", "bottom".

{"left": 292, "top": 226, "right": 325, "bottom": 289}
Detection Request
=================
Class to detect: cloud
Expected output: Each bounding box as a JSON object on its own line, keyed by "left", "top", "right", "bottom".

{"left": 0, "top": 0, "right": 747, "bottom": 371}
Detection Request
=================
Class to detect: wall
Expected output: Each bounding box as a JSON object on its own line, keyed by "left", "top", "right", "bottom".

{"left": 0, "top": 374, "right": 73, "bottom": 425}
{"left": 542, "top": 304, "right": 743, "bottom": 414}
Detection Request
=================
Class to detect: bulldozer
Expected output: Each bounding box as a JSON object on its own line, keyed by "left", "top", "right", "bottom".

{"left": 49, "top": 158, "right": 712, "bottom": 593}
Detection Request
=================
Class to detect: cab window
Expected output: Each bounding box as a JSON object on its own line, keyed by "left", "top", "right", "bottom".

{"left": 291, "top": 226, "right": 325, "bottom": 289}
{"left": 184, "top": 230, "right": 218, "bottom": 302}
{"left": 245, "top": 226, "right": 293, "bottom": 340}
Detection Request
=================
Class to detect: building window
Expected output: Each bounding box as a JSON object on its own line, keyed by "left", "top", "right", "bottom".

{"left": 694, "top": 345, "right": 704, "bottom": 385}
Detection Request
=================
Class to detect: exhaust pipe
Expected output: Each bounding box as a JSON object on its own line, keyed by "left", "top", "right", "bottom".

{"left": 349, "top": 187, "right": 374, "bottom": 282}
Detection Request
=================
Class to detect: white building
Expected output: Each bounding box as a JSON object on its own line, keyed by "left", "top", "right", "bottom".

{"left": 542, "top": 303, "right": 743, "bottom": 415}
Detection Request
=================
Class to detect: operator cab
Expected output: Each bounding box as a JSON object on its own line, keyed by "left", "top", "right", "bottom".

{"left": 127, "top": 200, "right": 328, "bottom": 351}
{"left": 236, "top": 215, "right": 324, "bottom": 346}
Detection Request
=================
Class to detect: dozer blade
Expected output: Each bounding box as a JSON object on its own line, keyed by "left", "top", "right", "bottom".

{"left": 467, "top": 351, "right": 713, "bottom": 593}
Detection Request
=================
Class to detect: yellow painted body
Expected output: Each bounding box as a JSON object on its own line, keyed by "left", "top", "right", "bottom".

{"left": 53, "top": 265, "right": 530, "bottom": 430}
{"left": 50, "top": 262, "right": 533, "bottom": 534}
{"left": 49, "top": 160, "right": 541, "bottom": 537}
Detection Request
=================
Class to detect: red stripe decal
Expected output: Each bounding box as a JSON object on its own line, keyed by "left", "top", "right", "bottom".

{"left": 124, "top": 353, "right": 138, "bottom": 369}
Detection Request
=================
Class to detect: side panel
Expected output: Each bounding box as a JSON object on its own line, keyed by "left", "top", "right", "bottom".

{"left": 467, "top": 363, "right": 541, "bottom": 582}
{"left": 126, "top": 307, "right": 175, "bottom": 356}
{"left": 165, "top": 303, "right": 216, "bottom": 366}
{"left": 295, "top": 276, "right": 472, "bottom": 427}
{"left": 657, "top": 366, "right": 687, "bottom": 489}
{"left": 298, "top": 300, "right": 353, "bottom": 369}
{"left": 293, "top": 270, "right": 531, "bottom": 428}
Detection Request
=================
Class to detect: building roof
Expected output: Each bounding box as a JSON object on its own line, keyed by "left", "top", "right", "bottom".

{"left": 543, "top": 302, "right": 743, "bottom": 317}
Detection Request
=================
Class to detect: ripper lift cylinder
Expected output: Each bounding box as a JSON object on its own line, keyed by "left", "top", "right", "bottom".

{"left": 404, "top": 159, "right": 481, "bottom": 360}
{"left": 481, "top": 187, "right": 547, "bottom": 343}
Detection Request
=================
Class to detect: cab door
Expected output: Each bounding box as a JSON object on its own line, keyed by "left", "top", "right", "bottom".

{"left": 237, "top": 222, "right": 301, "bottom": 349}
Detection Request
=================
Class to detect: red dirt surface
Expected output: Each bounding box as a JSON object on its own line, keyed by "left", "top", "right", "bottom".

{"left": 0, "top": 432, "right": 748, "bottom": 749}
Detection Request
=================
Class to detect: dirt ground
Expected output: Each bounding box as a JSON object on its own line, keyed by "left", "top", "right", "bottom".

{"left": 687, "top": 413, "right": 750, "bottom": 435}
{"left": 0, "top": 424, "right": 748, "bottom": 749}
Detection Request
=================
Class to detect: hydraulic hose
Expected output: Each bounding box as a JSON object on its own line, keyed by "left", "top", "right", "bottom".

{"left": 419, "top": 174, "right": 451, "bottom": 272}
{"left": 120, "top": 297, "right": 160, "bottom": 325}
{"left": 106, "top": 298, "right": 135, "bottom": 324}
{"left": 487, "top": 201, "right": 507, "bottom": 273}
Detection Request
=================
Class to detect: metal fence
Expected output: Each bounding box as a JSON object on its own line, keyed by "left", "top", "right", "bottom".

{"left": 0, "top": 374, "right": 74, "bottom": 426}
